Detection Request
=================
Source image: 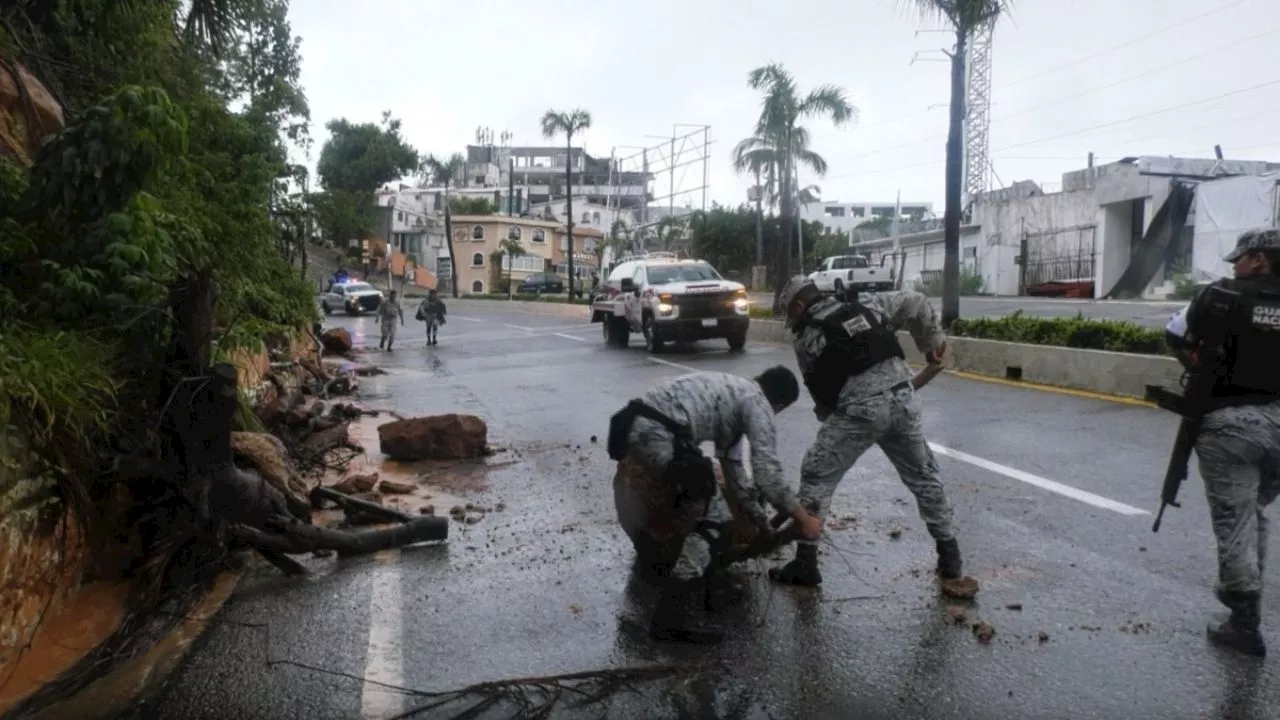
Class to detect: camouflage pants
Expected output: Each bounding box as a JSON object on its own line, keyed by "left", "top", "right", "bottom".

{"left": 379, "top": 320, "right": 398, "bottom": 344}
{"left": 1196, "top": 402, "right": 1280, "bottom": 597}
{"left": 628, "top": 434, "right": 732, "bottom": 583}
{"left": 798, "top": 384, "right": 954, "bottom": 548}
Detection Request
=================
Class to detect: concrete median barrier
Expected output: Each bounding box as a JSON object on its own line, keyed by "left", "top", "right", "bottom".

{"left": 453, "top": 300, "right": 1182, "bottom": 400}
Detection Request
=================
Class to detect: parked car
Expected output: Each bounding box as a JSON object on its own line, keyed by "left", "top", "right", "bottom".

{"left": 518, "top": 272, "right": 565, "bottom": 294}
{"left": 319, "top": 281, "right": 383, "bottom": 316}
{"left": 808, "top": 254, "right": 895, "bottom": 294}
{"left": 591, "top": 253, "right": 750, "bottom": 353}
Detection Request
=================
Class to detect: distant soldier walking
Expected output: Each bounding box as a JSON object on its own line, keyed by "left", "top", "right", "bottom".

{"left": 770, "top": 276, "right": 962, "bottom": 588}
{"left": 416, "top": 289, "right": 447, "bottom": 346}
{"left": 1165, "top": 228, "right": 1280, "bottom": 657}
{"left": 375, "top": 290, "right": 404, "bottom": 351}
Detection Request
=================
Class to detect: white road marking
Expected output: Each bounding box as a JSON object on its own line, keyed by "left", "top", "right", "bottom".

{"left": 928, "top": 443, "right": 1149, "bottom": 516}
{"left": 450, "top": 315, "right": 483, "bottom": 323}
{"left": 503, "top": 323, "right": 535, "bottom": 331}
{"left": 647, "top": 357, "right": 699, "bottom": 372}
{"left": 554, "top": 333, "right": 587, "bottom": 342}
{"left": 643, "top": 357, "right": 1148, "bottom": 516}
{"left": 360, "top": 550, "right": 406, "bottom": 719}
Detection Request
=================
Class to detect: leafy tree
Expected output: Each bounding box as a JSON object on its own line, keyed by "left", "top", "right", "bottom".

{"left": 450, "top": 196, "right": 496, "bottom": 215}
{"left": 736, "top": 63, "right": 855, "bottom": 308}
{"left": 313, "top": 112, "right": 418, "bottom": 251}
{"left": 539, "top": 108, "right": 591, "bottom": 297}
{"left": 901, "top": 0, "right": 1014, "bottom": 325}
{"left": 420, "top": 153, "right": 465, "bottom": 297}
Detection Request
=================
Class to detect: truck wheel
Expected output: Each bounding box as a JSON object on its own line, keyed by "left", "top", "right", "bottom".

{"left": 727, "top": 332, "right": 747, "bottom": 352}
{"left": 643, "top": 316, "right": 664, "bottom": 354}
{"left": 605, "top": 317, "right": 630, "bottom": 347}
{"left": 321, "top": 302, "right": 332, "bottom": 316}
{"left": 833, "top": 279, "right": 845, "bottom": 294}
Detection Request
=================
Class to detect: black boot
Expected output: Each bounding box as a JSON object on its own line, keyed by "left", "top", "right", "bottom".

{"left": 702, "top": 565, "right": 745, "bottom": 613}
{"left": 378, "top": 336, "right": 386, "bottom": 350}
{"left": 649, "top": 579, "right": 724, "bottom": 644}
{"left": 1207, "top": 590, "right": 1267, "bottom": 657}
{"left": 936, "top": 538, "right": 963, "bottom": 580}
{"left": 769, "top": 543, "right": 822, "bottom": 586}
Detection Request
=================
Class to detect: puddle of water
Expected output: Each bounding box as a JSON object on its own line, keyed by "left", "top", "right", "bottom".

{"left": 0, "top": 581, "right": 131, "bottom": 713}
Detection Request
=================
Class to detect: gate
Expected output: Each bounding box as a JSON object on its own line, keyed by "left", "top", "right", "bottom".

{"left": 1019, "top": 224, "right": 1097, "bottom": 294}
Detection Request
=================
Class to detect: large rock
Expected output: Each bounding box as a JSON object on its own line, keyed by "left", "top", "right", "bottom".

{"left": 0, "top": 57, "right": 65, "bottom": 166}
{"left": 230, "top": 431, "right": 312, "bottom": 519}
{"left": 612, "top": 456, "right": 767, "bottom": 578}
{"left": 320, "top": 327, "right": 352, "bottom": 355}
{"left": 378, "top": 414, "right": 488, "bottom": 460}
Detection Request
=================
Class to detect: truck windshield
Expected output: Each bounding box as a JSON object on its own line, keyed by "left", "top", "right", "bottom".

{"left": 647, "top": 263, "right": 721, "bottom": 284}
{"left": 343, "top": 283, "right": 375, "bottom": 293}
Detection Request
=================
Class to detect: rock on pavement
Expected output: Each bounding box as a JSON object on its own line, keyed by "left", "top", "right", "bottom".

{"left": 378, "top": 414, "right": 488, "bottom": 460}
{"left": 320, "top": 327, "right": 352, "bottom": 355}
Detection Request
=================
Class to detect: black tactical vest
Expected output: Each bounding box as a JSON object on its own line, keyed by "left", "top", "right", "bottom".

{"left": 1215, "top": 276, "right": 1280, "bottom": 399}
{"left": 796, "top": 300, "right": 905, "bottom": 408}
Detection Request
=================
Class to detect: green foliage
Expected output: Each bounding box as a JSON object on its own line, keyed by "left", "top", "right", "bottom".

{"left": 450, "top": 196, "right": 497, "bottom": 215}
{"left": 1171, "top": 273, "right": 1201, "bottom": 300}
{"left": 688, "top": 203, "right": 827, "bottom": 277}
{"left": 316, "top": 113, "right": 419, "bottom": 193}
{"left": 914, "top": 266, "right": 985, "bottom": 296}
{"left": 949, "top": 310, "right": 1167, "bottom": 355}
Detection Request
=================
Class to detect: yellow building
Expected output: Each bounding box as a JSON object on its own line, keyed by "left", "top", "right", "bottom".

{"left": 450, "top": 215, "right": 569, "bottom": 294}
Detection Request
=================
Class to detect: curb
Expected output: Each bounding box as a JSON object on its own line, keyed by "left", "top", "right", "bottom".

{"left": 450, "top": 299, "right": 1180, "bottom": 401}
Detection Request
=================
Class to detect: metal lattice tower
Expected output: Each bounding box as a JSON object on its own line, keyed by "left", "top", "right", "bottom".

{"left": 963, "top": 18, "right": 995, "bottom": 205}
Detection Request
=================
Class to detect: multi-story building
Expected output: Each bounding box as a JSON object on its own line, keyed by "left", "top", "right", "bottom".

{"left": 800, "top": 199, "right": 935, "bottom": 236}
{"left": 460, "top": 144, "right": 651, "bottom": 211}
{"left": 371, "top": 191, "right": 446, "bottom": 291}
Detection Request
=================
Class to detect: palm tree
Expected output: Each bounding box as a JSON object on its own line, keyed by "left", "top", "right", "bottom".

{"left": 420, "top": 153, "right": 465, "bottom": 298}
{"left": 739, "top": 64, "right": 855, "bottom": 308}
{"left": 499, "top": 236, "right": 525, "bottom": 299}
{"left": 539, "top": 109, "right": 592, "bottom": 299}
{"left": 903, "top": 0, "right": 1013, "bottom": 326}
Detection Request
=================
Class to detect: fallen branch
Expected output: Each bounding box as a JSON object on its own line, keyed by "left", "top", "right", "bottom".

{"left": 389, "top": 664, "right": 688, "bottom": 720}
{"left": 230, "top": 515, "right": 448, "bottom": 559}
{"left": 310, "top": 486, "right": 414, "bottom": 523}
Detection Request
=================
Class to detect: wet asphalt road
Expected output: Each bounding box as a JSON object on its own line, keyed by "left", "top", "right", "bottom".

{"left": 755, "top": 294, "right": 1184, "bottom": 329}
{"left": 126, "top": 305, "right": 1278, "bottom": 720}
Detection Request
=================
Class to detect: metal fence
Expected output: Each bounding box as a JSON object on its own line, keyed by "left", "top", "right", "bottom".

{"left": 1020, "top": 225, "right": 1097, "bottom": 290}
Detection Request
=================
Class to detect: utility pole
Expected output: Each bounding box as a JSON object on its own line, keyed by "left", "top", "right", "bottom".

{"left": 507, "top": 157, "right": 514, "bottom": 217}
{"left": 702, "top": 126, "right": 709, "bottom": 212}
{"left": 668, "top": 133, "right": 675, "bottom": 225}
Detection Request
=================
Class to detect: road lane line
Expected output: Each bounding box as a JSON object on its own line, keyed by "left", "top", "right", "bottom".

{"left": 554, "top": 333, "right": 587, "bottom": 342}
{"left": 450, "top": 316, "right": 483, "bottom": 323}
{"left": 928, "top": 443, "right": 1149, "bottom": 516}
{"left": 643, "top": 357, "right": 1148, "bottom": 516}
{"left": 360, "top": 550, "right": 405, "bottom": 719}
{"left": 503, "top": 323, "right": 535, "bottom": 331}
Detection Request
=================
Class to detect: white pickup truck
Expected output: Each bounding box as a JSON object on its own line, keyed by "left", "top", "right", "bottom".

{"left": 807, "top": 254, "right": 895, "bottom": 294}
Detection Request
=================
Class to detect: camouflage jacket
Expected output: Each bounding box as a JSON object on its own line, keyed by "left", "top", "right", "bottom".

{"left": 376, "top": 298, "right": 403, "bottom": 322}
{"left": 629, "top": 371, "right": 800, "bottom": 515}
{"left": 792, "top": 291, "right": 947, "bottom": 407}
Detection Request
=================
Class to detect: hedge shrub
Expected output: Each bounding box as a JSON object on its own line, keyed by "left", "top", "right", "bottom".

{"left": 949, "top": 311, "right": 1168, "bottom": 355}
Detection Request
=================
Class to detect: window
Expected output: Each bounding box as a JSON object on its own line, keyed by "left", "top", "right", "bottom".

{"left": 582, "top": 212, "right": 591, "bottom": 223}
{"left": 472, "top": 280, "right": 484, "bottom": 293}
{"left": 608, "top": 262, "right": 635, "bottom": 281}
{"left": 503, "top": 255, "right": 545, "bottom": 272}
{"left": 471, "top": 252, "right": 485, "bottom": 267}
{"left": 532, "top": 229, "right": 546, "bottom": 243}
{"left": 471, "top": 225, "right": 485, "bottom": 240}
{"left": 437, "top": 258, "right": 452, "bottom": 279}
{"left": 591, "top": 211, "right": 601, "bottom": 225}
{"left": 508, "top": 226, "right": 522, "bottom": 240}
{"left": 645, "top": 263, "right": 722, "bottom": 284}
{"left": 397, "top": 212, "right": 404, "bottom": 222}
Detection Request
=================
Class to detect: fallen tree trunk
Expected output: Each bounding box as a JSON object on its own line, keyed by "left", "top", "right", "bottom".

{"left": 310, "top": 486, "right": 414, "bottom": 524}
{"left": 232, "top": 516, "right": 448, "bottom": 558}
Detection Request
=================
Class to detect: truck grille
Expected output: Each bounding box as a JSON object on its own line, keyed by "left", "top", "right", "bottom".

{"left": 357, "top": 296, "right": 381, "bottom": 311}
{"left": 677, "top": 291, "right": 737, "bottom": 319}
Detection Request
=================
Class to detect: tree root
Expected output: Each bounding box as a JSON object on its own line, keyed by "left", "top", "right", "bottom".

{"left": 390, "top": 664, "right": 688, "bottom": 720}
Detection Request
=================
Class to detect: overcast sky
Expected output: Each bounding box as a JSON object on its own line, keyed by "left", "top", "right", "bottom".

{"left": 290, "top": 0, "right": 1279, "bottom": 209}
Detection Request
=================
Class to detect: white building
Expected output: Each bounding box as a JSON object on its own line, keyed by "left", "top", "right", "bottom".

{"left": 801, "top": 199, "right": 935, "bottom": 237}
{"left": 854, "top": 156, "right": 1280, "bottom": 299}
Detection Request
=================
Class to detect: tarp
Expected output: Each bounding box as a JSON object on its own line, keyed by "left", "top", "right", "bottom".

{"left": 1191, "top": 171, "right": 1280, "bottom": 280}
{"left": 1104, "top": 183, "right": 1194, "bottom": 298}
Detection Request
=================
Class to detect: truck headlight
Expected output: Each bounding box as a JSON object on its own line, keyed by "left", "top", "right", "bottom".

{"left": 733, "top": 297, "right": 749, "bottom": 313}
{"left": 657, "top": 302, "right": 674, "bottom": 315}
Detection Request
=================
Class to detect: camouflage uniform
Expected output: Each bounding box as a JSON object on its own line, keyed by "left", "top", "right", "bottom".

{"left": 375, "top": 296, "right": 403, "bottom": 349}
{"left": 1167, "top": 228, "right": 1280, "bottom": 656}
{"left": 772, "top": 277, "right": 960, "bottom": 586}
{"left": 627, "top": 371, "right": 801, "bottom": 582}
{"left": 418, "top": 295, "right": 447, "bottom": 345}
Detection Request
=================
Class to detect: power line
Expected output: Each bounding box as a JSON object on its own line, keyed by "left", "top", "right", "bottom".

{"left": 996, "top": 0, "right": 1249, "bottom": 89}
{"left": 994, "top": 77, "right": 1280, "bottom": 152}
{"left": 988, "top": 24, "right": 1280, "bottom": 126}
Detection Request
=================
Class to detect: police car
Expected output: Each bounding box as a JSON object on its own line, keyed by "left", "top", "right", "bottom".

{"left": 590, "top": 252, "right": 751, "bottom": 353}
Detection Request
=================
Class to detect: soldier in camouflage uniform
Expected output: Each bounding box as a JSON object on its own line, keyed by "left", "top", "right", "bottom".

{"left": 1165, "top": 228, "right": 1280, "bottom": 657}
{"left": 374, "top": 290, "right": 404, "bottom": 351}
{"left": 608, "top": 368, "right": 823, "bottom": 644}
{"left": 769, "top": 276, "right": 962, "bottom": 588}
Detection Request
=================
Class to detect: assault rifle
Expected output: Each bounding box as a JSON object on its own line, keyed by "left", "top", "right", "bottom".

{"left": 1148, "top": 284, "right": 1240, "bottom": 533}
